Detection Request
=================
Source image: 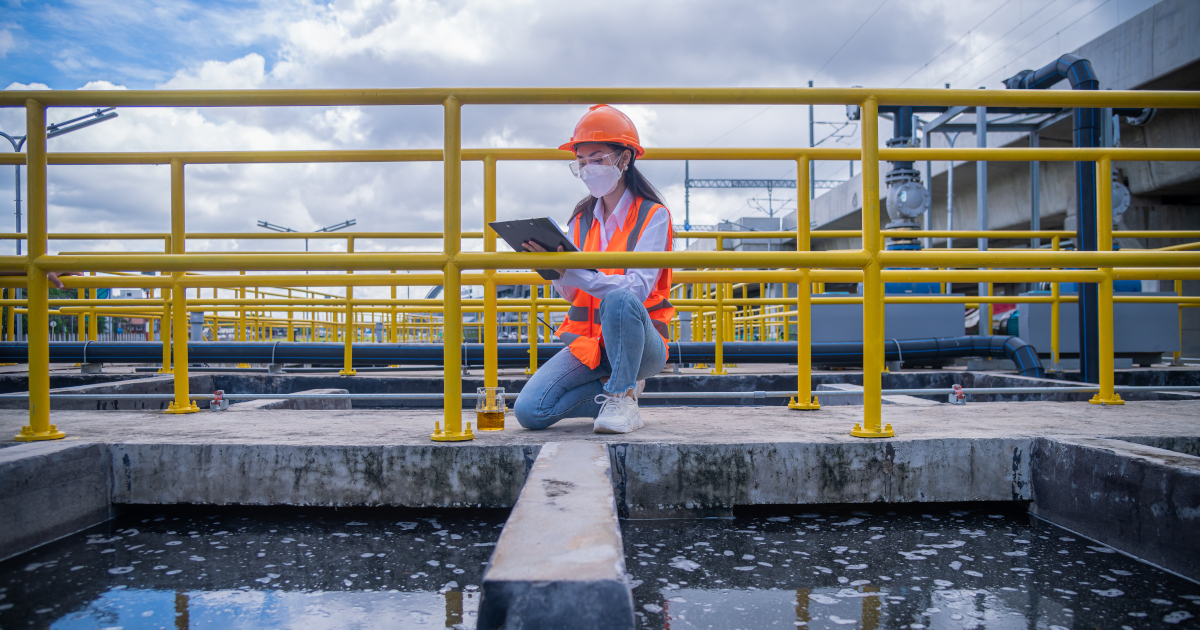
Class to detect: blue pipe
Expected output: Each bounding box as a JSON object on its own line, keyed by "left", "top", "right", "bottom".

{"left": 1004, "top": 53, "right": 1100, "bottom": 385}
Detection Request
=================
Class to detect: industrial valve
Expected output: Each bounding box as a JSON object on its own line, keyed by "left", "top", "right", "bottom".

{"left": 949, "top": 384, "right": 966, "bottom": 405}
{"left": 885, "top": 173, "right": 930, "bottom": 224}
{"left": 883, "top": 134, "right": 930, "bottom": 233}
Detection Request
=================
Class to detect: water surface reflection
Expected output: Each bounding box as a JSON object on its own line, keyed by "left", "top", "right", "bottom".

{"left": 623, "top": 505, "right": 1199, "bottom": 629}
{"left": 1, "top": 506, "right": 506, "bottom": 629}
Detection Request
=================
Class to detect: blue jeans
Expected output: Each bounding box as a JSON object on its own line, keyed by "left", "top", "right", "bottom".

{"left": 514, "top": 288, "right": 667, "bottom": 430}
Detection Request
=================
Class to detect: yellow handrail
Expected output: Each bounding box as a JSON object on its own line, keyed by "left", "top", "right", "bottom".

{"left": 4, "top": 86, "right": 1199, "bottom": 443}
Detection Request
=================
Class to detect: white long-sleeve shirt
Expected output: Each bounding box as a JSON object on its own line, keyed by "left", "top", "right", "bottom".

{"left": 551, "top": 188, "right": 671, "bottom": 303}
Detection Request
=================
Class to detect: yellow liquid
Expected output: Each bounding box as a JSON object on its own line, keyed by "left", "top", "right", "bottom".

{"left": 476, "top": 410, "right": 505, "bottom": 431}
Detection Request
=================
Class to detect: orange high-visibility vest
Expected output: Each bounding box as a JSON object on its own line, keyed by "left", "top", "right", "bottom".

{"left": 555, "top": 197, "right": 675, "bottom": 369}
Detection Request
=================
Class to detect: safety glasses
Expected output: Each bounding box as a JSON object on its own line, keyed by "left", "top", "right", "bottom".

{"left": 568, "top": 151, "right": 622, "bottom": 177}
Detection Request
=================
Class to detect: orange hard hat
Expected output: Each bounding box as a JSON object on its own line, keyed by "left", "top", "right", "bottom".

{"left": 559, "top": 104, "right": 645, "bottom": 158}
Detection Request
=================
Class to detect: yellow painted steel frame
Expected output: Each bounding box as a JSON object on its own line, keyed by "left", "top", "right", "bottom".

{"left": 165, "top": 159, "right": 199, "bottom": 414}
{"left": 4, "top": 87, "right": 1200, "bottom": 443}
{"left": 15, "top": 100, "right": 62, "bottom": 441}
{"left": 789, "top": 156, "right": 819, "bottom": 411}
{"left": 850, "top": 97, "right": 893, "bottom": 438}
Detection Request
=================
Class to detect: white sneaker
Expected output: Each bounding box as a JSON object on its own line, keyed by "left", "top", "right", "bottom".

{"left": 593, "top": 392, "right": 644, "bottom": 434}
{"left": 634, "top": 379, "right": 646, "bottom": 399}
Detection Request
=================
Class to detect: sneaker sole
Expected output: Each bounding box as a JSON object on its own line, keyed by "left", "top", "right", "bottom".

{"left": 593, "top": 417, "right": 643, "bottom": 434}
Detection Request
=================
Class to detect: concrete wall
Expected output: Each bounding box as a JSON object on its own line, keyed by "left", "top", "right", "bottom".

{"left": 1030, "top": 437, "right": 1200, "bottom": 579}
{"left": 609, "top": 438, "right": 1031, "bottom": 518}
{"left": 109, "top": 443, "right": 539, "bottom": 508}
{"left": 0, "top": 442, "right": 115, "bottom": 562}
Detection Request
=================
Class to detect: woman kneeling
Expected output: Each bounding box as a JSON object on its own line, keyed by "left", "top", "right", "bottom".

{"left": 514, "top": 105, "right": 675, "bottom": 434}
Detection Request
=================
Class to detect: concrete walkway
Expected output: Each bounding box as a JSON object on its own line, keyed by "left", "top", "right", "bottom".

{"left": 1, "top": 400, "right": 1196, "bottom": 447}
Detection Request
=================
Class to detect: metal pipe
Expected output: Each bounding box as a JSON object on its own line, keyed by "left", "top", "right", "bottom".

{"left": 790, "top": 156, "right": 818, "bottom": 410}
{"left": 15, "top": 99, "right": 60, "bottom": 442}
{"left": 854, "top": 97, "right": 892, "bottom": 437}
{"left": 166, "top": 158, "right": 198, "bottom": 414}
{"left": 976, "top": 103, "right": 989, "bottom": 332}
{"left": 1030, "top": 132, "right": 1041, "bottom": 249}
{"left": 436, "top": 95, "right": 470, "bottom": 441}
{"left": 483, "top": 155, "right": 499, "bottom": 390}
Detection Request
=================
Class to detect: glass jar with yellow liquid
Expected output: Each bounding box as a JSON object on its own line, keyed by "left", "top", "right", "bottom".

{"left": 475, "top": 387, "right": 506, "bottom": 431}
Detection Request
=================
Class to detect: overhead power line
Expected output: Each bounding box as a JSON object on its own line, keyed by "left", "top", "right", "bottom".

{"left": 810, "top": 0, "right": 892, "bottom": 83}
{"left": 894, "top": 0, "right": 1013, "bottom": 87}
{"left": 965, "top": 0, "right": 1114, "bottom": 88}
{"left": 940, "top": 0, "right": 1088, "bottom": 88}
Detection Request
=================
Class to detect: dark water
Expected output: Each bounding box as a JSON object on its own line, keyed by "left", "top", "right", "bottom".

{"left": 5, "top": 504, "right": 1198, "bottom": 630}
{"left": 623, "top": 504, "right": 1200, "bottom": 630}
{"left": 0, "top": 506, "right": 507, "bottom": 629}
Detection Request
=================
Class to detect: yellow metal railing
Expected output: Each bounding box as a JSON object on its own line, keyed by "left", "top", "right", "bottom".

{"left": 2, "top": 87, "right": 1199, "bottom": 442}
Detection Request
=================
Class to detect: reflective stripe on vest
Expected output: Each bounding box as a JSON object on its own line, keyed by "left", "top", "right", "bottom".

{"left": 566, "top": 305, "right": 600, "bottom": 324}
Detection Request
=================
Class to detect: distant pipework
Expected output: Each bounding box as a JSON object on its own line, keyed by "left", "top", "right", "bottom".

{"left": 883, "top": 106, "right": 931, "bottom": 246}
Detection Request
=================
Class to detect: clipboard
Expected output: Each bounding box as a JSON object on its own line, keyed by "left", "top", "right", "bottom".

{"left": 488, "top": 217, "right": 597, "bottom": 280}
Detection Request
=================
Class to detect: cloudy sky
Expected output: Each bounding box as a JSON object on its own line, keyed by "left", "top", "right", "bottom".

{"left": 0, "top": 0, "right": 1163, "bottom": 278}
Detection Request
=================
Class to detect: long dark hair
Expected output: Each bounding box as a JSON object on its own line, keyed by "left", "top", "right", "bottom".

{"left": 569, "top": 144, "right": 667, "bottom": 223}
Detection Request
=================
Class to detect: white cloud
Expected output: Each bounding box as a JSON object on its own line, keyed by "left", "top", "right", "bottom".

{"left": 161, "top": 54, "right": 269, "bottom": 90}
{"left": 0, "top": 28, "right": 14, "bottom": 59}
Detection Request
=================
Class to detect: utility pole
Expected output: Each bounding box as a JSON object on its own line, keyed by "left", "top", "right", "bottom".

{"left": 808, "top": 80, "right": 815, "bottom": 200}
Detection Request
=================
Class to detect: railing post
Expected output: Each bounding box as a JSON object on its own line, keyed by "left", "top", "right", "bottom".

{"left": 286, "top": 289, "right": 294, "bottom": 342}
{"left": 158, "top": 276, "right": 172, "bottom": 374}
{"left": 76, "top": 293, "right": 85, "bottom": 341}
{"left": 166, "top": 158, "right": 198, "bottom": 414}
{"left": 238, "top": 274, "right": 247, "bottom": 342}
{"left": 1091, "top": 156, "right": 1123, "bottom": 405}
{"left": 433, "top": 95, "right": 473, "bottom": 442}
{"left": 852, "top": 96, "right": 893, "bottom": 438}
{"left": 758, "top": 282, "right": 766, "bottom": 341}
{"left": 340, "top": 237, "right": 357, "bottom": 376}
{"left": 526, "top": 284, "right": 538, "bottom": 375}
{"left": 709, "top": 237, "right": 726, "bottom": 374}
{"left": 790, "top": 156, "right": 819, "bottom": 410}
{"left": 1175, "top": 280, "right": 1184, "bottom": 366}
{"left": 5, "top": 289, "right": 14, "bottom": 341}
{"left": 711, "top": 280, "right": 727, "bottom": 375}
{"left": 390, "top": 278, "right": 398, "bottom": 347}
{"left": 16, "top": 99, "right": 63, "bottom": 442}
{"left": 87, "top": 272, "right": 98, "bottom": 341}
{"left": 483, "top": 155, "right": 499, "bottom": 389}
{"left": 1051, "top": 236, "right": 1061, "bottom": 370}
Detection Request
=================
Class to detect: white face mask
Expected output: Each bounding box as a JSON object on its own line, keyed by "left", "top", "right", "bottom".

{"left": 579, "top": 162, "right": 622, "bottom": 198}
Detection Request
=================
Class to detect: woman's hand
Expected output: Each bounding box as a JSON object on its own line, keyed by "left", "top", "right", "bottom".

{"left": 0, "top": 270, "right": 82, "bottom": 289}
{"left": 521, "top": 241, "right": 566, "bottom": 279}
{"left": 47, "top": 271, "right": 81, "bottom": 289}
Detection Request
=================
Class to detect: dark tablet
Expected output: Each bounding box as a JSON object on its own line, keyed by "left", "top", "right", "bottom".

{"left": 488, "top": 217, "right": 596, "bottom": 280}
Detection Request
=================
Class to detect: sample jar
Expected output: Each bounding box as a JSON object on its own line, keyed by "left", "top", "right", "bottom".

{"left": 475, "top": 387, "right": 506, "bottom": 431}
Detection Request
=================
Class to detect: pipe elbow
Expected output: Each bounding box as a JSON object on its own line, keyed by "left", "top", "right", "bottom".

{"left": 1002, "top": 54, "right": 1097, "bottom": 91}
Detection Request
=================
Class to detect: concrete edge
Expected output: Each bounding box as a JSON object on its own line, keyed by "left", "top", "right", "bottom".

{"left": 0, "top": 441, "right": 116, "bottom": 562}
{"left": 476, "top": 580, "right": 636, "bottom": 630}
{"left": 1030, "top": 436, "right": 1200, "bottom": 581}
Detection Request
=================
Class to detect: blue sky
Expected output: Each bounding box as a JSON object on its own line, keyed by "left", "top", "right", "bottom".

{"left": 2, "top": 0, "right": 283, "bottom": 89}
